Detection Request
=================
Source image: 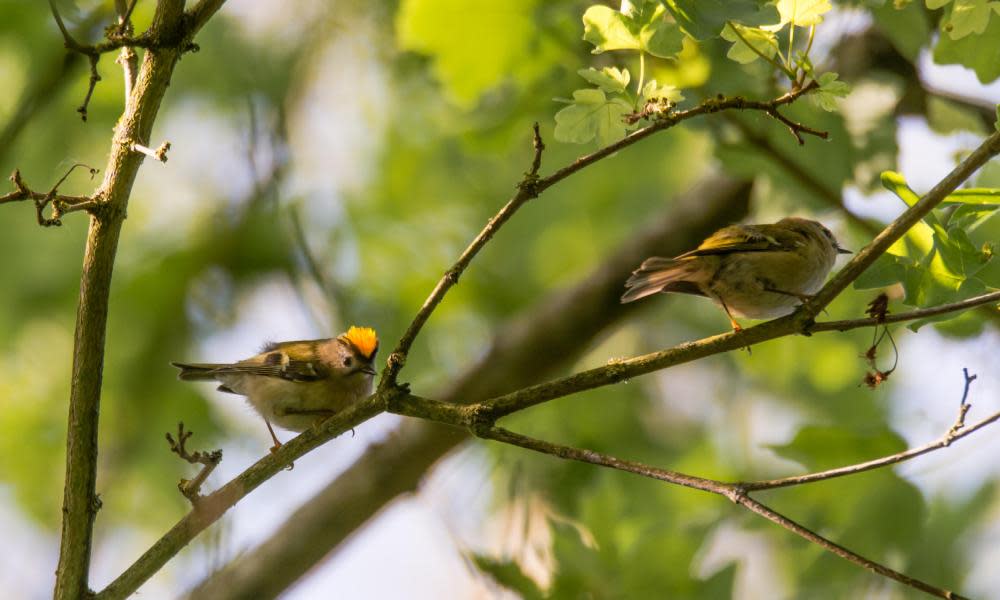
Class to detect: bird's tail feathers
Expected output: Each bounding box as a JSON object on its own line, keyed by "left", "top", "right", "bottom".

{"left": 171, "top": 362, "right": 228, "bottom": 381}
{"left": 621, "top": 257, "right": 700, "bottom": 303}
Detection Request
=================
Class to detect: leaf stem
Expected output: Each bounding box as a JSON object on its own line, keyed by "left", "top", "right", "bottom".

{"left": 726, "top": 20, "right": 796, "bottom": 79}
{"left": 637, "top": 51, "right": 646, "bottom": 102}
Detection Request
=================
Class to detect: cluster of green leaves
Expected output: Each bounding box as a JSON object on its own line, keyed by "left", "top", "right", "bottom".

{"left": 554, "top": 0, "right": 851, "bottom": 146}
{"left": 924, "top": 0, "right": 1000, "bottom": 81}
{"left": 855, "top": 171, "right": 1000, "bottom": 330}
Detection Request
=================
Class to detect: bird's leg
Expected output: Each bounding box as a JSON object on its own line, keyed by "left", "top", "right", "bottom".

{"left": 719, "top": 299, "right": 751, "bottom": 355}
{"left": 265, "top": 419, "right": 295, "bottom": 470}
{"left": 719, "top": 299, "right": 742, "bottom": 332}
{"left": 264, "top": 419, "right": 282, "bottom": 453}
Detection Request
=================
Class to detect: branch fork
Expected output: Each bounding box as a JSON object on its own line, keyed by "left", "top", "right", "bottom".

{"left": 166, "top": 423, "right": 223, "bottom": 504}
{"left": 2, "top": 166, "right": 99, "bottom": 226}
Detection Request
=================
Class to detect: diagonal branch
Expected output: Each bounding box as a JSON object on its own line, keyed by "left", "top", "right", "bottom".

{"left": 477, "top": 424, "right": 972, "bottom": 600}
{"left": 94, "top": 396, "right": 385, "bottom": 600}
{"left": 380, "top": 84, "right": 823, "bottom": 391}
{"left": 385, "top": 288, "right": 997, "bottom": 439}
{"left": 378, "top": 123, "right": 546, "bottom": 391}
{"left": 129, "top": 177, "right": 757, "bottom": 600}
{"left": 741, "top": 371, "right": 993, "bottom": 491}
{"left": 804, "top": 130, "right": 1000, "bottom": 317}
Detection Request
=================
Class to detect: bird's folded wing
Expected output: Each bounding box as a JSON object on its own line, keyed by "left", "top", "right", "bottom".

{"left": 676, "top": 226, "right": 796, "bottom": 258}
{"left": 210, "top": 360, "right": 329, "bottom": 382}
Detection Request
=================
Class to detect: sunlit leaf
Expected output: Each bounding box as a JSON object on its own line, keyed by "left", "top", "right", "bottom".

{"left": 933, "top": 10, "right": 1000, "bottom": 82}
{"left": 578, "top": 66, "right": 631, "bottom": 93}
{"left": 940, "top": 0, "right": 999, "bottom": 40}
{"left": 582, "top": 2, "right": 684, "bottom": 58}
{"left": 720, "top": 23, "right": 779, "bottom": 64}
{"left": 775, "top": 0, "right": 833, "bottom": 26}
{"left": 554, "top": 88, "right": 633, "bottom": 145}
{"left": 811, "top": 72, "right": 851, "bottom": 112}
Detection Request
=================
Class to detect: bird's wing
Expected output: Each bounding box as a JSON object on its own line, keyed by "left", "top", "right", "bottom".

{"left": 207, "top": 359, "right": 329, "bottom": 382}
{"left": 675, "top": 225, "right": 798, "bottom": 258}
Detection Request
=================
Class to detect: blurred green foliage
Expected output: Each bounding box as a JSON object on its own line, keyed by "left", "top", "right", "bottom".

{"left": 1, "top": 0, "right": 999, "bottom": 598}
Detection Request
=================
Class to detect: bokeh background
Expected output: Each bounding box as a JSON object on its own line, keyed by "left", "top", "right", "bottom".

{"left": 1, "top": 0, "right": 999, "bottom": 598}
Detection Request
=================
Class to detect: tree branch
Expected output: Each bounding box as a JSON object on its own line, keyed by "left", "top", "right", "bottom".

{"left": 474, "top": 423, "right": 972, "bottom": 600}
{"left": 378, "top": 122, "right": 546, "bottom": 391}
{"left": 804, "top": 130, "right": 1000, "bottom": 317}
{"left": 811, "top": 291, "right": 1000, "bottom": 333}
{"left": 742, "top": 370, "right": 991, "bottom": 491}
{"left": 163, "top": 178, "right": 756, "bottom": 600}
{"left": 1, "top": 167, "right": 98, "bottom": 226}
{"left": 379, "top": 84, "right": 823, "bottom": 391}
{"left": 179, "top": 25, "right": 998, "bottom": 600}
{"left": 95, "top": 396, "right": 386, "bottom": 600}
{"left": 52, "top": 0, "right": 227, "bottom": 597}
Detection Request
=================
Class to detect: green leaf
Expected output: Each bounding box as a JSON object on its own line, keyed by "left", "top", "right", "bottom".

{"left": 470, "top": 554, "right": 545, "bottom": 600}
{"left": 940, "top": 188, "right": 1000, "bottom": 206}
{"left": 583, "top": 2, "right": 684, "bottom": 58}
{"left": 933, "top": 9, "right": 1000, "bottom": 82}
{"left": 927, "top": 0, "right": 953, "bottom": 7}
{"left": 941, "top": 0, "right": 999, "bottom": 40}
{"left": 661, "top": 0, "right": 779, "bottom": 40}
{"left": 854, "top": 252, "right": 910, "bottom": 289}
{"left": 996, "top": 103, "right": 1000, "bottom": 130}
{"left": 583, "top": 5, "right": 642, "bottom": 53}
{"left": 578, "top": 66, "right": 630, "bottom": 93}
{"left": 720, "top": 23, "right": 779, "bottom": 64}
{"left": 867, "top": 173, "right": 998, "bottom": 323}
{"left": 554, "top": 88, "right": 633, "bottom": 145}
{"left": 775, "top": 0, "right": 832, "bottom": 26}
{"left": 642, "top": 17, "right": 685, "bottom": 58}
{"left": 582, "top": 2, "right": 684, "bottom": 58}
{"left": 641, "top": 79, "right": 684, "bottom": 102}
{"left": 811, "top": 72, "right": 850, "bottom": 112}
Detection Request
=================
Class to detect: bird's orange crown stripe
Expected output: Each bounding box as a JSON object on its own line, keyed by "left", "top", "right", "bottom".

{"left": 344, "top": 326, "right": 378, "bottom": 359}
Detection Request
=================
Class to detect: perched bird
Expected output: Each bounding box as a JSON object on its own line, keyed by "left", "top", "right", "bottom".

{"left": 621, "top": 217, "right": 850, "bottom": 330}
{"left": 172, "top": 326, "right": 379, "bottom": 450}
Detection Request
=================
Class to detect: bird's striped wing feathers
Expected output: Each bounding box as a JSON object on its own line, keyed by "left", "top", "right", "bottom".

{"left": 675, "top": 226, "right": 797, "bottom": 258}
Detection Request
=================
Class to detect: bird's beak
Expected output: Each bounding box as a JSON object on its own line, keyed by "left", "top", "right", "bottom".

{"left": 837, "top": 247, "right": 852, "bottom": 254}
{"left": 360, "top": 365, "right": 377, "bottom": 376}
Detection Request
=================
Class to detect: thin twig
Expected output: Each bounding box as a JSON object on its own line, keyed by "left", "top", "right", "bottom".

{"left": 810, "top": 291, "right": 1000, "bottom": 333}
{"left": 804, "top": 130, "right": 1000, "bottom": 318}
{"left": 380, "top": 85, "right": 823, "bottom": 391}
{"left": 132, "top": 141, "right": 171, "bottom": 162}
{"left": 117, "top": 0, "right": 139, "bottom": 34}
{"left": 474, "top": 425, "right": 969, "bottom": 600}
{"left": 95, "top": 395, "right": 384, "bottom": 600}
{"left": 742, "top": 385, "right": 994, "bottom": 491}
{"left": 165, "top": 423, "right": 222, "bottom": 504}
{"left": 377, "top": 122, "right": 547, "bottom": 391}
{"left": 722, "top": 113, "right": 879, "bottom": 234}
{"left": 1, "top": 167, "right": 99, "bottom": 226}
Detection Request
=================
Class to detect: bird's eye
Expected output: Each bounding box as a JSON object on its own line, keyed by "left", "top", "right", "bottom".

{"left": 343, "top": 357, "right": 353, "bottom": 367}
